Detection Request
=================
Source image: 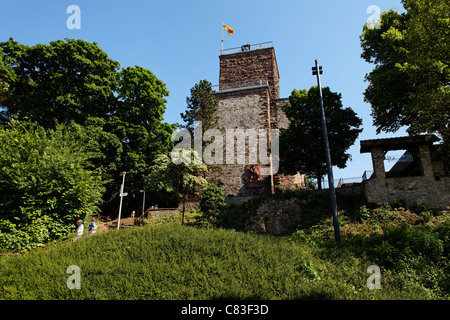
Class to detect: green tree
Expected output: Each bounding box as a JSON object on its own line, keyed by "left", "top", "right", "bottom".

{"left": 279, "top": 87, "right": 362, "bottom": 189}
{"left": 360, "top": 0, "right": 449, "bottom": 148}
{"left": 0, "top": 38, "right": 119, "bottom": 127}
{"left": 101, "top": 118, "right": 175, "bottom": 213}
{"left": 0, "top": 38, "right": 173, "bottom": 135}
{"left": 0, "top": 46, "right": 15, "bottom": 122}
{"left": 180, "top": 79, "right": 219, "bottom": 137}
{"left": 179, "top": 79, "right": 222, "bottom": 182}
{"left": 116, "top": 65, "right": 169, "bottom": 127}
{"left": 109, "top": 64, "right": 175, "bottom": 211}
{"left": 147, "top": 151, "right": 208, "bottom": 225}
{"left": 0, "top": 38, "right": 176, "bottom": 212}
{"left": 0, "top": 120, "right": 105, "bottom": 252}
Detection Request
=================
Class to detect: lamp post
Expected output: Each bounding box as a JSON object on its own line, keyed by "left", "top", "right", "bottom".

{"left": 312, "top": 60, "right": 341, "bottom": 243}
{"left": 139, "top": 189, "right": 146, "bottom": 217}
{"left": 117, "top": 171, "right": 127, "bottom": 230}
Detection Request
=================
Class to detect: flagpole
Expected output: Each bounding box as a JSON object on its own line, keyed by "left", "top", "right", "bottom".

{"left": 221, "top": 23, "right": 224, "bottom": 55}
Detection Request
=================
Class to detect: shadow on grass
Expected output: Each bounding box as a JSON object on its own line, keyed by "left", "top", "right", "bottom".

{"left": 213, "top": 291, "right": 336, "bottom": 300}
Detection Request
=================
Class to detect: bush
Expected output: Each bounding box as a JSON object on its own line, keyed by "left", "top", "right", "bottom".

{"left": 0, "top": 121, "right": 105, "bottom": 252}
{"left": 392, "top": 197, "right": 408, "bottom": 209}
{"left": 355, "top": 205, "right": 372, "bottom": 221}
{"left": 385, "top": 224, "right": 445, "bottom": 260}
{"left": 199, "top": 184, "right": 227, "bottom": 223}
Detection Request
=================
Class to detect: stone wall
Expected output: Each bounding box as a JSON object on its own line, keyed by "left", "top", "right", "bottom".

{"left": 213, "top": 44, "right": 298, "bottom": 197}
{"left": 219, "top": 47, "right": 280, "bottom": 99}
{"left": 225, "top": 195, "right": 259, "bottom": 207}
{"left": 363, "top": 141, "right": 449, "bottom": 209}
{"left": 179, "top": 199, "right": 200, "bottom": 212}
{"left": 335, "top": 183, "right": 364, "bottom": 196}
{"left": 363, "top": 176, "right": 449, "bottom": 209}
{"left": 275, "top": 98, "right": 290, "bottom": 130}
{"left": 147, "top": 208, "right": 179, "bottom": 219}
{"left": 215, "top": 87, "right": 270, "bottom": 129}
{"left": 213, "top": 86, "right": 273, "bottom": 197}
{"left": 274, "top": 173, "right": 306, "bottom": 190}
{"left": 245, "top": 198, "right": 301, "bottom": 235}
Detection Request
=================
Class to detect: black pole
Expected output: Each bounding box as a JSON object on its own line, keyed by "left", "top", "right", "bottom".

{"left": 313, "top": 59, "right": 341, "bottom": 243}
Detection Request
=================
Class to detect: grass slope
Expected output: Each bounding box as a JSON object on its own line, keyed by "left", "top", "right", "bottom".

{"left": 1, "top": 222, "right": 446, "bottom": 300}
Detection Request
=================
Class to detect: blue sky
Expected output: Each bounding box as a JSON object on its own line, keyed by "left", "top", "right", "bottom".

{"left": 0, "top": 0, "right": 408, "bottom": 180}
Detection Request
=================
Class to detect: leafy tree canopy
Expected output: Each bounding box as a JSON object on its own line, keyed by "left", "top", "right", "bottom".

{"left": 360, "top": 0, "right": 449, "bottom": 147}
{"left": 280, "top": 87, "right": 362, "bottom": 188}
{"left": 0, "top": 38, "right": 176, "bottom": 213}
{"left": 147, "top": 151, "right": 208, "bottom": 224}
{"left": 0, "top": 38, "right": 119, "bottom": 126}
{"left": 180, "top": 79, "right": 219, "bottom": 137}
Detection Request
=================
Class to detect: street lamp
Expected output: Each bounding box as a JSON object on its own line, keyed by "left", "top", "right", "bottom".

{"left": 312, "top": 60, "right": 341, "bottom": 243}
{"left": 117, "top": 171, "right": 127, "bottom": 230}
{"left": 139, "top": 189, "right": 146, "bottom": 217}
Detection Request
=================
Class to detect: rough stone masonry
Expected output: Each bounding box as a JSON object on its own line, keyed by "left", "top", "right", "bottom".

{"left": 212, "top": 43, "right": 303, "bottom": 199}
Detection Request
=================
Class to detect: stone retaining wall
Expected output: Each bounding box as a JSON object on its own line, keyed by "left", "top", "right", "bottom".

{"left": 363, "top": 176, "right": 449, "bottom": 209}
{"left": 245, "top": 197, "right": 301, "bottom": 235}
{"left": 147, "top": 208, "right": 179, "bottom": 219}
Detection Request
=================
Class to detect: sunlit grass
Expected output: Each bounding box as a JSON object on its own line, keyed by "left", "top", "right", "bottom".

{"left": 1, "top": 220, "right": 446, "bottom": 300}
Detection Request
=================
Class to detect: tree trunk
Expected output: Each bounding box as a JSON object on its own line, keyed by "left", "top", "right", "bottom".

{"left": 317, "top": 174, "right": 322, "bottom": 190}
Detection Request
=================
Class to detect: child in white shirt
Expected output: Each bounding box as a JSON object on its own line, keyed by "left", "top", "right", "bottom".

{"left": 73, "top": 220, "right": 84, "bottom": 241}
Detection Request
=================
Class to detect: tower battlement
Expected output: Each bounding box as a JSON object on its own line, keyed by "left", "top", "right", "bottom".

{"left": 219, "top": 42, "right": 280, "bottom": 99}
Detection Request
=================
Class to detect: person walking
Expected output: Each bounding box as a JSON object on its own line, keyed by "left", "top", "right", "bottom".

{"left": 88, "top": 217, "right": 98, "bottom": 236}
{"left": 73, "top": 220, "right": 84, "bottom": 241}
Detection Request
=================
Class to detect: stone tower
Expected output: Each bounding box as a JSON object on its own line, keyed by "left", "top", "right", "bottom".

{"left": 219, "top": 42, "right": 281, "bottom": 99}
{"left": 213, "top": 42, "right": 304, "bottom": 200}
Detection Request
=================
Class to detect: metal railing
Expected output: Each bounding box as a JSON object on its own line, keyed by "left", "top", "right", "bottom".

{"left": 220, "top": 41, "right": 274, "bottom": 55}
{"left": 217, "top": 78, "right": 269, "bottom": 92}
{"left": 320, "top": 170, "right": 374, "bottom": 189}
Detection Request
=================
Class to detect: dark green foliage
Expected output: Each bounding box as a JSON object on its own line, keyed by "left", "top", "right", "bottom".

{"left": 199, "top": 184, "right": 227, "bottom": 223}
{"left": 180, "top": 79, "right": 219, "bottom": 137}
{"left": 360, "top": 10, "right": 411, "bottom": 133}
{"left": 297, "top": 200, "right": 450, "bottom": 298}
{"left": 360, "top": 0, "right": 449, "bottom": 150}
{"left": 384, "top": 224, "right": 444, "bottom": 260}
{"left": 99, "top": 116, "right": 176, "bottom": 212}
{"left": 116, "top": 65, "right": 169, "bottom": 127}
{"left": 280, "top": 87, "right": 362, "bottom": 188}
{"left": 0, "top": 38, "right": 176, "bottom": 212}
{"left": 343, "top": 215, "right": 450, "bottom": 298}
{"left": 0, "top": 121, "right": 105, "bottom": 252}
{"left": 0, "top": 38, "right": 119, "bottom": 127}
{"left": 147, "top": 153, "right": 208, "bottom": 224}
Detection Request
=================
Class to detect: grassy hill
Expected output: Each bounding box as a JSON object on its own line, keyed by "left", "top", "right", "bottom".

{"left": 1, "top": 206, "right": 449, "bottom": 300}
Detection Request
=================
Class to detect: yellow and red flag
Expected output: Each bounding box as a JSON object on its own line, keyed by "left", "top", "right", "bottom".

{"left": 223, "top": 23, "right": 234, "bottom": 36}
